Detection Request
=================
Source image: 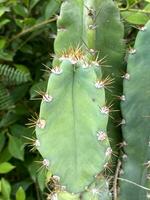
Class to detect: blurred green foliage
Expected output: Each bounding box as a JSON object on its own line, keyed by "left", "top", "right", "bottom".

{"left": 0, "top": 0, "right": 150, "bottom": 199}
{"left": 118, "top": 0, "right": 150, "bottom": 25}
{"left": 0, "top": 0, "right": 61, "bottom": 199}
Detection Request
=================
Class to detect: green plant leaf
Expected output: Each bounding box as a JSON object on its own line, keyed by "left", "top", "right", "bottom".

{"left": 10, "top": 124, "right": 32, "bottom": 139}
{"left": 0, "top": 6, "right": 10, "bottom": 17}
{"left": 1, "top": 178, "right": 11, "bottom": 200}
{"left": 8, "top": 135, "right": 24, "bottom": 161}
{"left": 0, "top": 18, "right": 10, "bottom": 28}
{"left": 144, "top": 3, "right": 150, "bottom": 11}
{"left": 0, "top": 111, "right": 20, "bottom": 128}
{"left": 121, "top": 11, "right": 150, "bottom": 24}
{"left": 0, "top": 146, "right": 12, "bottom": 163}
{"left": 0, "top": 162, "right": 15, "bottom": 174}
{"left": 0, "top": 50, "right": 14, "bottom": 61}
{"left": 29, "top": 0, "right": 40, "bottom": 9}
{"left": 13, "top": 4, "right": 28, "bottom": 18}
{"left": 0, "top": 38, "right": 6, "bottom": 49}
{"left": 16, "top": 186, "right": 26, "bottom": 200}
{"left": 44, "top": 0, "right": 61, "bottom": 19}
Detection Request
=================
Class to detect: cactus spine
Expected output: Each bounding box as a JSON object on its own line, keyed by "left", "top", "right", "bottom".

{"left": 119, "top": 20, "right": 150, "bottom": 200}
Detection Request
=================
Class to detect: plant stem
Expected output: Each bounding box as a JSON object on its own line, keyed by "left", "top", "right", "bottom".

{"left": 120, "top": 8, "right": 150, "bottom": 13}
{"left": 9, "top": 16, "right": 57, "bottom": 43}
{"left": 113, "top": 160, "right": 121, "bottom": 200}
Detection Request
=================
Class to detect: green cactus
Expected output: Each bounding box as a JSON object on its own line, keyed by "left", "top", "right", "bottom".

{"left": 35, "top": 0, "right": 124, "bottom": 196}
{"left": 119, "top": 20, "right": 150, "bottom": 200}
{"left": 54, "top": 0, "right": 125, "bottom": 167}
{"left": 36, "top": 58, "right": 111, "bottom": 193}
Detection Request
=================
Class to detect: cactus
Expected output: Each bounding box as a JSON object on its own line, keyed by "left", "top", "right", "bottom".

{"left": 55, "top": 0, "right": 125, "bottom": 152}
{"left": 36, "top": 57, "right": 111, "bottom": 193}
{"left": 35, "top": 0, "right": 124, "bottom": 196}
{"left": 119, "top": 20, "right": 150, "bottom": 200}
{"left": 54, "top": 0, "right": 125, "bottom": 168}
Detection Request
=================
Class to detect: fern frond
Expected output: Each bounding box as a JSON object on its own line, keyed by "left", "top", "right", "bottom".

{"left": 0, "top": 64, "right": 32, "bottom": 85}
{"left": 0, "top": 83, "right": 15, "bottom": 110}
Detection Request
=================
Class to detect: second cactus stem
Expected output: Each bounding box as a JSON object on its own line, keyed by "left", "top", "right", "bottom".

{"left": 119, "top": 20, "right": 150, "bottom": 200}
